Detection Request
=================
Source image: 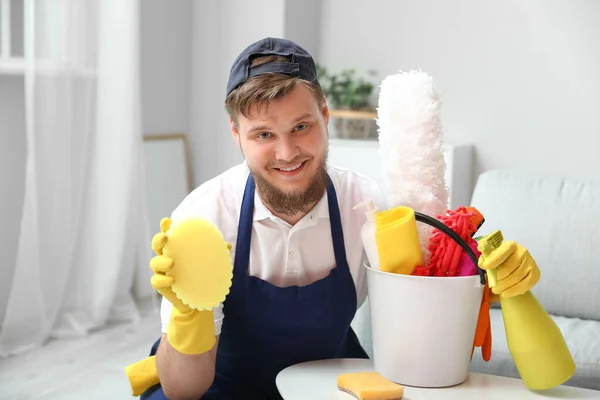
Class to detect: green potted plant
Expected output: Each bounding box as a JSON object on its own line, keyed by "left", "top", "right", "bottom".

{"left": 316, "top": 64, "right": 377, "bottom": 138}
{"left": 316, "top": 65, "right": 376, "bottom": 110}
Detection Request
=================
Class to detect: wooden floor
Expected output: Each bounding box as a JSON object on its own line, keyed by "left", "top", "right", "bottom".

{"left": 0, "top": 308, "right": 161, "bottom": 400}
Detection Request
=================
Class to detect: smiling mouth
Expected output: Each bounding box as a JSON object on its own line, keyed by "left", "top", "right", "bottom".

{"left": 278, "top": 163, "right": 302, "bottom": 171}
{"left": 274, "top": 160, "right": 307, "bottom": 175}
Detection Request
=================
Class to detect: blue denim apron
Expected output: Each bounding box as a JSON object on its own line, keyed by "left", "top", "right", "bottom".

{"left": 142, "top": 174, "right": 367, "bottom": 399}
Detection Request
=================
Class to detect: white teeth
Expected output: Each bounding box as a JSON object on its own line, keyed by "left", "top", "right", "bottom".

{"left": 280, "top": 163, "right": 302, "bottom": 172}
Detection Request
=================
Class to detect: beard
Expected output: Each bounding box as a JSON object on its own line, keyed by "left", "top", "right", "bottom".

{"left": 251, "top": 151, "right": 329, "bottom": 217}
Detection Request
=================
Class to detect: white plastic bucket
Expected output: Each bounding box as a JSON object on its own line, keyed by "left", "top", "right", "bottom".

{"left": 365, "top": 263, "right": 484, "bottom": 387}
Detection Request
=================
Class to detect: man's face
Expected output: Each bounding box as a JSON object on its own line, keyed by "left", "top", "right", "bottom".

{"left": 231, "top": 84, "right": 330, "bottom": 216}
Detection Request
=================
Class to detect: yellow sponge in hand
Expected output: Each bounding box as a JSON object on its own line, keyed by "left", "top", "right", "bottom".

{"left": 337, "top": 372, "right": 404, "bottom": 400}
{"left": 124, "top": 356, "right": 159, "bottom": 396}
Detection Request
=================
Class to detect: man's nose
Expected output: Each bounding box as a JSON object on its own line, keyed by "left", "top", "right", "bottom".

{"left": 276, "top": 136, "right": 299, "bottom": 162}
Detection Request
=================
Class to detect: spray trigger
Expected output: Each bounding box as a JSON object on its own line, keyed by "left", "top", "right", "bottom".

{"left": 353, "top": 200, "right": 379, "bottom": 222}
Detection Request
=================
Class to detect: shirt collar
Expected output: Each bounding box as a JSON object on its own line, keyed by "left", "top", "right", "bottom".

{"left": 253, "top": 191, "right": 271, "bottom": 221}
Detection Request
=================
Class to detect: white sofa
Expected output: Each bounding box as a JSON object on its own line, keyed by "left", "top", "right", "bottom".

{"left": 352, "top": 169, "right": 600, "bottom": 390}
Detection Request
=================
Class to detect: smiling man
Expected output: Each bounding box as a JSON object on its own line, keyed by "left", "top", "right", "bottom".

{"left": 229, "top": 71, "right": 330, "bottom": 225}
{"left": 142, "top": 37, "right": 386, "bottom": 400}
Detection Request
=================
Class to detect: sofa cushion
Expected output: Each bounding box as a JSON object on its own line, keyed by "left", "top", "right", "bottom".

{"left": 470, "top": 170, "right": 600, "bottom": 320}
{"left": 470, "top": 308, "right": 600, "bottom": 391}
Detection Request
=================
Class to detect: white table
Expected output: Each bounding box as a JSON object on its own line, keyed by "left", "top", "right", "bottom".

{"left": 276, "top": 358, "right": 599, "bottom": 399}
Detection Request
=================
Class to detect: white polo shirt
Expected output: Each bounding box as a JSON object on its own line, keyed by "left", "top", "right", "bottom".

{"left": 160, "top": 161, "right": 386, "bottom": 335}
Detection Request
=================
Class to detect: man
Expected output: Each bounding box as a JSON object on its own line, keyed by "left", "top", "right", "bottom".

{"left": 140, "top": 37, "right": 540, "bottom": 399}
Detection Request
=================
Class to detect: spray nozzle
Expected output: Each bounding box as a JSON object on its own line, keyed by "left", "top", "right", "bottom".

{"left": 353, "top": 200, "right": 379, "bottom": 222}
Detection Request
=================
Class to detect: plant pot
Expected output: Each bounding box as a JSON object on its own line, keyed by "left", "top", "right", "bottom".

{"left": 332, "top": 110, "right": 377, "bottom": 139}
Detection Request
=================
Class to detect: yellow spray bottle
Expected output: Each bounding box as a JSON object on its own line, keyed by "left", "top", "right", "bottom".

{"left": 479, "top": 230, "right": 575, "bottom": 390}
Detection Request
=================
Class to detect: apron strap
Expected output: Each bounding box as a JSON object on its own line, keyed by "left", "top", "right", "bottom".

{"left": 325, "top": 175, "right": 348, "bottom": 269}
{"left": 232, "top": 173, "right": 256, "bottom": 275}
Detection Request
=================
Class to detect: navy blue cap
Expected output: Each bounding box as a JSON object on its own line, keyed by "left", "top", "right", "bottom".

{"left": 226, "top": 37, "right": 320, "bottom": 97}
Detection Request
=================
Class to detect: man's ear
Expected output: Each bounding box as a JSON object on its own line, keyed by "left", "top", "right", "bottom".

{"left": 322, "top": 99, "right": 330, "bottom": 125}
{"left": 230, "top": 117, "right": 241, "bottom": 147}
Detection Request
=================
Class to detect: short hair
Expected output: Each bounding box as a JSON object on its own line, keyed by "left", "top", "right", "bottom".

{"left": 225, "top": 55, "right": 325, "bottom": 127}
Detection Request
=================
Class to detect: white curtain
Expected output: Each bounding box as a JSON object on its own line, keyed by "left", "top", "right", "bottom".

{"left": 0, "top": 0, "right": 153, "bottom": 357}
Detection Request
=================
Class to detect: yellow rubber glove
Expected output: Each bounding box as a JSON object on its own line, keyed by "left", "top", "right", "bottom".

{"left": 125, "top": 217, "right": 232, "bottom": 397}
{"left": 150, "top": 217, "right": 223, "bottom": 355}
{"left": 477, "top": 239, "right": 540, "bottom": 299}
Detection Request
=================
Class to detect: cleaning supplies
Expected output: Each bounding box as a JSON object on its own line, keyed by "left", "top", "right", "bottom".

{"left": 124, "top": 356, "right": 160, "bottom": 396}
{"left": 413, "top": 211, "right": 487, "bottom": 285}
{"left": 374, "top": 206, "right": 422, "bottom": 275}
{"left": 376, "top": 70, "right": 449, "bottom": 266}
{"left": 125, "top": 216, "right": 235, "bottom": 396}
{"left": 478, "top": 230, "right": 576, "bottom": 390}
{"left": 427, "top": 206, "right": 482, "bottom": 277}
{"left": 337, "top": 372, "right": 404, "bottom": 400}
{"left": 457, "top": 240, "right": 481, "bottom": 277}
{"left": 471, "top": 281, "right": 492, "bottom": 362}
{"left": 162, "top": 217, "right": 233, "bottom": 310}
{"left": 353, "top": 200, "right": 381, "bottom": 270}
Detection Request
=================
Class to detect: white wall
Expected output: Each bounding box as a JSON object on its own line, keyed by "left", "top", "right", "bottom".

{"left": 141, "top": 0, "right": 192, "bottom": 135}
{"left": 319, "top": 0, "right": 600, "bottom": 182}
{"left": 284, "top": 0, "right": 322, "bottom": 57}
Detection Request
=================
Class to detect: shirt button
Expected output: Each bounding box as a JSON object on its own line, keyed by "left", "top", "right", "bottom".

{"left": 289, "top": 251, "right": 296, "bottom": 259}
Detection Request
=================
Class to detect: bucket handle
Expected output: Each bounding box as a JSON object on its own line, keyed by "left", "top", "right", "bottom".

{"left": 414, "top": 211, "right": 486, "bottom": 286}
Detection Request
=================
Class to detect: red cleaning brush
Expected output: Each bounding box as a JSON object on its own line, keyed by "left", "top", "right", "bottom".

{"left": 412, "top": 206, "right": 483, "bottom": 277}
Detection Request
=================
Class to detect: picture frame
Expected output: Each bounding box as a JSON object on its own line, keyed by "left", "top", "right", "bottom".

{"left": 142, "top": 133, "right": 194, "bottom": 230}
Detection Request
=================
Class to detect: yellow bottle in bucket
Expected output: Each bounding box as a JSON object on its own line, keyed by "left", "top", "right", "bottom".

{"left": 479, "top": 230, "right": 576, "bottom": 390}
{"left": 374, "top": 206, "right": 422, "bottom": 275}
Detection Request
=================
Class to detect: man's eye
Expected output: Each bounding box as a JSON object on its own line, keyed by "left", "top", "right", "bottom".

{"left": 295, "top": 124, "right": 308, "bottom": 131}
{"left": 257, "top": 132, "right": 271, "bottom": 139}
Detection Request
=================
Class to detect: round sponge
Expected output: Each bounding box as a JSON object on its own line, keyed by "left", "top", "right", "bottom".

{"left": 162, "top": 218, "right": 233, "bottom": 311}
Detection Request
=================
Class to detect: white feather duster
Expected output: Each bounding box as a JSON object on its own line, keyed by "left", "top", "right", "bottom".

{"left": 376, "top": 70, "right": 449, "bottom": 265}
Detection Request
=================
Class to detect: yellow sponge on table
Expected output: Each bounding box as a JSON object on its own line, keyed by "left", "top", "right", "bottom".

{"left": 337, "top": 372, "right": 404, "bottom": 400}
